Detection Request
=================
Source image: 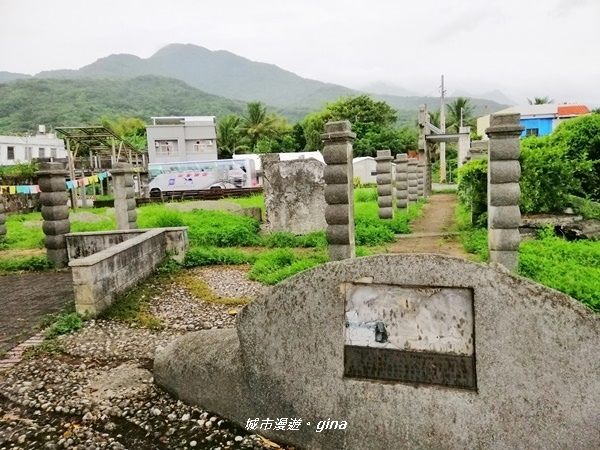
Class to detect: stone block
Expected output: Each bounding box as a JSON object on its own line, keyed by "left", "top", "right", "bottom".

{"left": 489, "top": 228, "right": 521, "bottom": 251}
{"left": 38, "top": 177, "right": 68, "bottom": 192}
{"left": 42, "top": 219, "right": 70, "bottom": 236}
{"left": 44, "top": 234, "right": 66, "bottom": 250}
{"left": 396, "top": 199, "right": 408, "bottom": 209}
{"left": 377, "top": 196, "right": 393, "bottom": 208}
{"left": 396, "top": 181, "right": 408, "bottom": 191}
{"left": 326, "top": 225, "right": 351, "bottom": 245}
{"left": 325, "top": 204, "right": 350, "bottom": 225}
{"left": 322, "top": 145, "right": 352, "bottom": 165}
{"left": 238, "top": 207, "right": 262, "bottom": 222}
{"left": 489, "top": 205, "right": 521, "bottom": 229}
{"left": 328, "top": 244, "right": 354, "bottom": 261}
{"left": 41, "top": 205, "right": 69, "bottom": 221}
{"left": 0, "top": 224, "right": 6, "bottom": 237}
{"left": 323, "top": 164, "right": 350, "bottom": 184}
{"left": 40, "top": 192, "right": 69, "bottom": 207}
{"left": 377, "top": 185, "right": 392, "bottom": 197}
{"left": 376, "top": 174, "right": 392, "bottom": 185}
{"left": 46, "top": 248, "right": 68, "bottom": 268}
{"left": 127, "top": 210, "right": 137, "bottom": 223}
{"left": 489, "top": 139, "right": 521, "bottom": 160}
{"left": 489, "top": 183, "right": 520, "bottom": 207}
{"left": 489, "top": 250, "right": 518, "bottom": 272}
{"left": 378, "top": 207, "right": 394, "bottom": 219}
{"left": 324, "top": 184, "right": 349, "bottom": 205}
{"left": 489, "top": 161, "right": 521, "bottom": 184}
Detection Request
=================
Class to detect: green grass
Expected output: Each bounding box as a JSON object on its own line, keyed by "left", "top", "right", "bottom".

{"left": 519, "top": 237, "right": 600, "bottom": 312}
{"left": 248, "top": 248, "right": 329, "bottom": 285}
{"left": 184, "top": 246, "right": 250, "bottom": 267}
{"left": 354, "top": 200, "right": 425, "bottom": 246}
{"left": 455, "top": 204, "right": 488, "bottom": 262}
{"left": 262, "top": 231, "right": 327, "bottom": 248}
{"left": 0, "top": 255, "right": 54, "bottom": 274}
{"left": 221, "top": 194, "right": 265, "bottom": 211}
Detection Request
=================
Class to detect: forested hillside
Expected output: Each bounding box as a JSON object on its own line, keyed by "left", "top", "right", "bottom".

{"left": 0, "top": 76, "right": 247, "bottom": 133}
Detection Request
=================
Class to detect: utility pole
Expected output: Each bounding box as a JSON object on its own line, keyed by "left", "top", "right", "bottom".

{"left": 440, "top": 75, "right": 447, "bottom": 183}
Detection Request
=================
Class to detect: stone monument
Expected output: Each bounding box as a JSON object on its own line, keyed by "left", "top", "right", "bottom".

{"left": 375, "top": 150, "right": 394, "bottom": 219}
{"left": 486, "top": 113, "right": 524, "bottom": 271}
{"left": 322, "top": 121, "right": 356, "bottom": 261}
{"left": 111, "top": 163, "right": 138, "bottom": 230}
{"left": 407, "top": 158, "right": 418, "bottom": 204}
{"left": 394, "top": 153, "right": 408, "bottom": 212}
{"left": 37, "top": 162, "right": 70, "bottom": 268}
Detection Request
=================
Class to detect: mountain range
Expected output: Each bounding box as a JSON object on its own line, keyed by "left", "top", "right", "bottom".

{"left": 0, "top": 43, "right": 510, "bottom": 132}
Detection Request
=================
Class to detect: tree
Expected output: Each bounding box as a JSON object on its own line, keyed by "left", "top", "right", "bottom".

{"left": 216, "top": 114, "right": 249, "bottom": 158}
{"left": 300, "top": 94, "right": 416, "bottom": 156}
{"left": 240, "top": 102, "right": 281, "bottom": 151}
{"left": 446, "top": 98, "right": 475, "bottom": 132}
{"left": 101, "top": 116, "right": 147, "bottom": 151}
{"left": 527, "top": 96, "right": 554, "bottom": 105}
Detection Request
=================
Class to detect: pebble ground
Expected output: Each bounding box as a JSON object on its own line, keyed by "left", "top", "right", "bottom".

{"left": 0, "top": 267, "right": 290, "bottom": 450}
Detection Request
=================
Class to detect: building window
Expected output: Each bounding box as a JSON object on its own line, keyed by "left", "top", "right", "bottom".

{"left": 192, "top": 140, "right": 213, "bottom": 153}
{"left": 25, "top": 147, "right": 32, "bottom": 159}
{"left": 525, "top": 128, "right": 539, "bottom": 137}
{"left": 39, "top": 147, "right": 46, "bottom": 158}
{"left": 7, "top": 146, "right": 15, "bottom": 160}
{"left": 51, "top": 148, "right": 57, "bottom": 158}
{"left": 156, "top": 141, "right": 177, "bottom": 156}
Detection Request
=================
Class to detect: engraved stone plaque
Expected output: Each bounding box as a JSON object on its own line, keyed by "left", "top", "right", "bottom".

{"left": 344, "top": 283, "right": 476, "bottom": 390}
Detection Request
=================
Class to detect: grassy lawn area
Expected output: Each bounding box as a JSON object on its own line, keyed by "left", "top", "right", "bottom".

{"left": 0, "top": 189, "right": 425, "bottom": 278}
{"left": 455, "top": 204, "right": 600, "bottom": 313}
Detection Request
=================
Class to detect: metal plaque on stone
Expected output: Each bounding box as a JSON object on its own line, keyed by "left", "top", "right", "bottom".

{"left": 344, "top": 283, "right": 476, "bottom": 390}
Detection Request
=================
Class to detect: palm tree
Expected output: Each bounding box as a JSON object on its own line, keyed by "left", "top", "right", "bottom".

{"left": 240, "top": 102, "right": 279, "bottom": 151}
{"left": 216, "top": 115, "right": 249, "bottom": 158}
{"left": 527, "top": 96, "right": 554, "bottom": 105}
{"left": 446, "top": 97, "right": 475, "bottom": 132}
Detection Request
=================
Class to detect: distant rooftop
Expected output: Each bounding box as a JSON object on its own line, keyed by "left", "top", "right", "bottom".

{"left": 557, "top": 105, "right": 590, "bottom": 117}
{"left": 151, "top": 116, "right": 216, "bottom": 126}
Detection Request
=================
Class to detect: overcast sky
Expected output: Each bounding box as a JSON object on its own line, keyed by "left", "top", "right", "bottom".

{"left": 2, "top": 0, "right": 600, "bottom": 106}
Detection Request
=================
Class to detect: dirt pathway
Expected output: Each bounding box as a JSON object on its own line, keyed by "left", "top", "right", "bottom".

{"left": 390, "top": 193, "right": 469, "bottom": 258}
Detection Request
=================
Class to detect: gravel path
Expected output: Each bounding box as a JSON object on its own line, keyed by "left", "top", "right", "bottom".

{"left": 0, "top": 267, "right": 285, "bottom": 450}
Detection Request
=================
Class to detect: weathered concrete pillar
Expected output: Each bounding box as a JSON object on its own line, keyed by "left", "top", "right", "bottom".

{"left": 376, "top": 150, "right": 394, "bottom": 219}
{"left": 112, "top": 163, "right": 138, "bottom": 230}
{"left": 0, "top": 195, "right": 6, "bottom": 238}
{"left": 417, "top": 158, "right": 425, "bottom": 198}
{"left": 395, "top": 153, "right": 409, "bottom": 212}
{"left": 485, "top": 113, "right": 524, "bottom": 272}
{"left": 407, "top": 158, "right": 418, "bottom": 204}
{"left": 37, "top": 162, "right": 70, "bottom": 268}
{"left": 321, "top": 121, "right": 356, "bottom": 261}
{"left": 458, "top": 126, "right": 471, "bottom": 168}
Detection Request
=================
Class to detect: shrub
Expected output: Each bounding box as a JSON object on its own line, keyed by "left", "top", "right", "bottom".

{"left": 519, "top": 136, "right": 579, "bottom": 213}
{"left": 457, "top": 158, "right": 487, "bottom": 224}
{"left": 184, "top": 247, "right": 249, "bottom": 267}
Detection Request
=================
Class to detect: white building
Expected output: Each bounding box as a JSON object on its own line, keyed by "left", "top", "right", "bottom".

{"left": 0, "top": 126, "right": 67, "bottom": 166}
{"left": 352, "top": 156, "right": 397, "bottom": 185}
{"left": 146, "top": 116, "right": 218, "bottom": 164}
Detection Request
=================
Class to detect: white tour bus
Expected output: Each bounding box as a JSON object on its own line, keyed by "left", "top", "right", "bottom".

{"left": 147, "top": 159, "right": 258, "bottom": 196}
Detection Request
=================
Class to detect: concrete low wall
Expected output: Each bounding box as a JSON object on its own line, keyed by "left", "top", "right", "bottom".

{"left": 66, "top": 227, "right": 188, "bottom": 262}
{"left": 68, "top": 227, "right": 188, "bottom": 316}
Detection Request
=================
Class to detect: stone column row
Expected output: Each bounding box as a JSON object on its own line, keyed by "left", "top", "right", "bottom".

{"left": 112, "top": 163, "right": 138, "bottom": 230}
{"left": 395, "top": 153, "right": 408, "bottom": 211}
{"left": 0, "top": 195, "right": 6, "bottom": 239}
{"left": 407, "top": 158, "right": 418, "bottom": 204}
{"left": 376, "top": 150, "right": 394, "bottom": 219}
{"left": 486, "top": 113, "right": 524, "bottom": 272}
{"left": 322, "top": 121, "right": 356, "bottom": 261}
{"left": 37, "top": 162, "right": 70, "bottom": 268}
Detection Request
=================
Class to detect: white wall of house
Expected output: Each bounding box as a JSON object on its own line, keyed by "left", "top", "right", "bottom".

{"left": 353, "top": 157, "right": 377, "bottom": 184}
{"left": 0, "top": 132, "right": 67, "bottom": 166}
{"left": 146, "top": 116, "right": 218, "bottom": 163}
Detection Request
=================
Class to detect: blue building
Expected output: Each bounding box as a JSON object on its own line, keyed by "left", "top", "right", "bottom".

{"left": 477, "top": 104, "right": 590, "bottom": 139}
